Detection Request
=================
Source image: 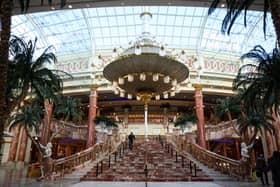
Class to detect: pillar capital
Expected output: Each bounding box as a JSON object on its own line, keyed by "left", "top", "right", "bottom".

{"left": 192, "top": 83, "right": 203, "bottom": 90}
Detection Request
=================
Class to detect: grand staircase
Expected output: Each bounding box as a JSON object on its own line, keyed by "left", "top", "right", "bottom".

{"left": 80, "top": 139, "right": 212, "bottom": 182}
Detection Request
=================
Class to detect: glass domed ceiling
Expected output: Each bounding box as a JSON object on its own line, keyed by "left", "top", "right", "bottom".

{"left": 11, "top": 6, "right": 276, "bottom": 64}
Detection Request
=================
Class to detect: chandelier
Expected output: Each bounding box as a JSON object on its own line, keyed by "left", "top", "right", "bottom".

{"left": 103, "top": 11, "right": 189, "bottom": 102}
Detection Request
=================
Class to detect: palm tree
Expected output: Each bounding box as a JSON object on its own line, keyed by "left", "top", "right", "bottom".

{"left": 208, "top": 0, "right": 280, "bottom": 47}
{"left": 52, "top": 96, "right": 84, "bottom": 140}
{"left": 238, "top": 111, "right": 274, "bottom": 145}
{"left": 94, "top": 115, "right": 118, "bottom": 131}
{"left": 215, "top": 96, "right": 241, "bottom": 136}
{"left": 0, "top": 0, "right": 13, "bottom": 159}
{"left": 233, "top": 46, "right": 280, "bottom": 114}
{"left": 174, "top": 113, "right": 197, "bottom": 133}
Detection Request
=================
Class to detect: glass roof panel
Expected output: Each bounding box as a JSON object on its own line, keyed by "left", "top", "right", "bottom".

{"left": 11, "top": 5, "right": 276, "bottom": 64}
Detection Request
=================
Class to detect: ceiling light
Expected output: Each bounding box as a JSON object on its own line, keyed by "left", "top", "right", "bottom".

{"left": 127, "top": 94, "right": 132, "bottom": 99}
{"left": 118, "top": 77, "right": 124, "bottom": 85}
{"left": 153, "top": 73, "right": 159, "bottom": 81}
{"left": 155, "top": 95, "right": 160, "bottom": 100}
{"left": 68, "top": 5, "right": 72, "bottom": 8}
{"left": 163, "top": 76, "right": 170, "bottom": 83}
{"left": 114, "top": 89, "right": 119, "bottom": 95}
{"left": 120, "top": 91, "right": 125, "bottom": 97}
{"left": 163, "top": 92, "right": 168, "bottom": 99}
{"left": 128, "top": 74, "right": 134, "bottom": 82}
{"left": 170, "top": 91, "right": 175, "bottom": 97}
{"left": 112, "top": 81, "right": 118, "bottom": 87}
{"left": 140, "top": 73, "right": 146, "bottom": 81}
{"left": 172, "top": 79, "right": 177, "bottom": 86}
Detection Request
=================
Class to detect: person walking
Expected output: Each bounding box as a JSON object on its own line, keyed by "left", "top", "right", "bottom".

{"left": 256, "top": 154, "right": 269, "bottom": 186}
{"left": 128, "top": 132, "right": 136, "bottom": 150}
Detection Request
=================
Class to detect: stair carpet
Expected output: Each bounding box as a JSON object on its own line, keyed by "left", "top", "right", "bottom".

{"left": 80, "top": 140, "right": 213, "bottom": 182}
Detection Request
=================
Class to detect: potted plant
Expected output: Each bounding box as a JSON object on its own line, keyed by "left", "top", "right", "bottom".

{"left": 174, "top": 113, "right": 197, "bottom": 134}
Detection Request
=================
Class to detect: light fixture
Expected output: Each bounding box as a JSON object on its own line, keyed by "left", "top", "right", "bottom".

{"left": 175, "top": 85, "right": 181, "bottom": 93}
{"left": 153, "top": 73, "right": 159, "bottom": 81}
{"left": 171, "top": 79, "right": 177, "bottom": 86}
{"left": 128, "top": 74, "right": 134, "bottom": 82}
{"left": 114, "top": 89, "right": 119, "bottom": 95}
{"left": 135, "top": 45, "right": 141, "bottom": 55}
{"left": 127, "top": 94, "right": 132, "bottom": 99}
{"left": 118, "top": 77, "right": 124, "bottom": 85}
{"left": 163, "top": 92, "right": 168, "bottom": 99}
{"left": 112, "top": 48, "right": 118, "bottom": 58}
{"left": 163, "top": 76, "right": 170, "bottom": 83}
{"left": 120, "top": 91, "right": 125, "bottom": 97}
{"left": 112, "top": 81, "right": 118, "bottom": 87}
{"left": 68, "top": 4, "right": 72, "bottom": 8}
{"left": 136, "top": 95, "right": 141, "bottom": 100}
{"left": 155, "top": 95, "right": 160, "bottom": 100}
{"left": 140, "top": 73, "right": 146, "bottom": 81}
{"left": 159, "top": 45, "right": 166, "bottom": 56}
{"left": 170, "top": 91, "right": 175, "bottom": 97}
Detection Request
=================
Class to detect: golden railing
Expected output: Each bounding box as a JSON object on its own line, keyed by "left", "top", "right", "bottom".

{"left": 52, "top": 133, "right": 125, "bottom": 177}
{"left": 167, "top": 135, "right": 245, "bottom": 179}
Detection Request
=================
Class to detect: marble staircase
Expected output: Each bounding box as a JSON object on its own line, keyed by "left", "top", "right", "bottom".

{"left": 80, "top": 140, "right": 213, "bottom": 182}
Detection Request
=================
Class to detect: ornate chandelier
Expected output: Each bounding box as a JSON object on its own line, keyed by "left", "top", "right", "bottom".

{"left": 103, "top": 11, "right": 189, "bottom": 102}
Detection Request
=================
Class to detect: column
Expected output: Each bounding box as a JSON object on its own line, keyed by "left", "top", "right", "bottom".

{"left": 163, "top": 107, "right": 168, "bottom": 132}
{"left": 193, "top": 84, "right": 206, "bottom": 148}
{"left": 41, "top": 99, "right": 53, "bottom": 145}
{"left": 124, "top": 107, "right": 129, "bottom": 128}
{"left": 87, "top": 86, "right": 98, "bottom": 147}
{"left": 144, "top": 103, "right": 148, "bottom": 139}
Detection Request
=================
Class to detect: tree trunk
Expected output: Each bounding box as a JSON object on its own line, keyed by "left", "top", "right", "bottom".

{"left": 226, "top": 111, "right": 241, "bottom": 136}
{"left": 40, "top": 99, "right": 53, "bottom": 145}
{"left": 0, "top": 0, "right": 12, "bottom": 159}
{"left": 270, "top": 0, "right": 280, "bottom": 47}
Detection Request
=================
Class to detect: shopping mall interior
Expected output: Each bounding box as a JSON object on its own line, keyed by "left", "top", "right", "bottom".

{"left": 0, "top": 0, "right": 279, "bottom": 186}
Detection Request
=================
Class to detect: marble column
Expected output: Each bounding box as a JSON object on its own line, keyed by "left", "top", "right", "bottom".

{"left": 163, "top": 107, "right": 168, "bottom": 131}
{"left": 41, "top": 100, "right": 53, "bottom": 145}
{"left": 193, "top": 84, "right": 206, "bottom": 149}
{"left": 124, "top": 108, "right": 129, "bottom": 128}
{"left": 87, "top": 86, "right": 98, "bottom": 147}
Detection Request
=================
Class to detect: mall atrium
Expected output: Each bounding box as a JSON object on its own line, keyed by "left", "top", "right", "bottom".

{"left": 0, "top": 0, "right": 279, "bottom": 186}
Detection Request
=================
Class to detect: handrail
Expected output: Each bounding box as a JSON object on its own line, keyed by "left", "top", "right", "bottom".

{"left": 167, "top": 135, "right": 248, "bottom": 179}
{"left": 52, "top": 133, "right": 124, "bottom": 177}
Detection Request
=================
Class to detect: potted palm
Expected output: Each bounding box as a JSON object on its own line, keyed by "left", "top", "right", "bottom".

{"left": 174, "top": 113, "right": 197, "bottom": 134}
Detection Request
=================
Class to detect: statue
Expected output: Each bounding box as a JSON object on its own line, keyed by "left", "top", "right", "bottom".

{"left": 38, "top": 142, "right": 53, "bottom": 180}
{"left": 241, "top": 142, "right": 254, "bottom": 161}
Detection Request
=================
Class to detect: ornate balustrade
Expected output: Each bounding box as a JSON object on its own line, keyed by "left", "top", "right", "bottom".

{"left": 52, "top": 132, "right": 124, "bottom": 177}
{"left": 205, "top": 120, "right": 238, "bottom": 140}
{"left": 167, "top": 134, "right": 245, "bottom": 179}
{"left": 51, "top": 120, "right": 88, "bottom": 140}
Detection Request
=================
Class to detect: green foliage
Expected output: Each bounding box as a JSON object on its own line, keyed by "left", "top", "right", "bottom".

{"left": 7, "top": 35, "right": 71, "bottom": 110}
{"left": 94, "top": 115, "right": 118, "bottom": 128}
{"left": 238, "top": 111, "right": 274, "bottom": 137}
{"left": 233, "top": 46, "right": 280, "bottom": 114}
{"left": 54, "top": 95, "right": 84, "bottom": 123}
{"left": 8, "top": 104, "right": 43, "bottom": 134}
{"left": 208, "top": 0, "right": 270, "bottom": 37}
{"left": 174, "top": 113, "right": 197, "bottom": 129}
{"left": 215, "top": 96, "right": 241, "bottom": 119}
